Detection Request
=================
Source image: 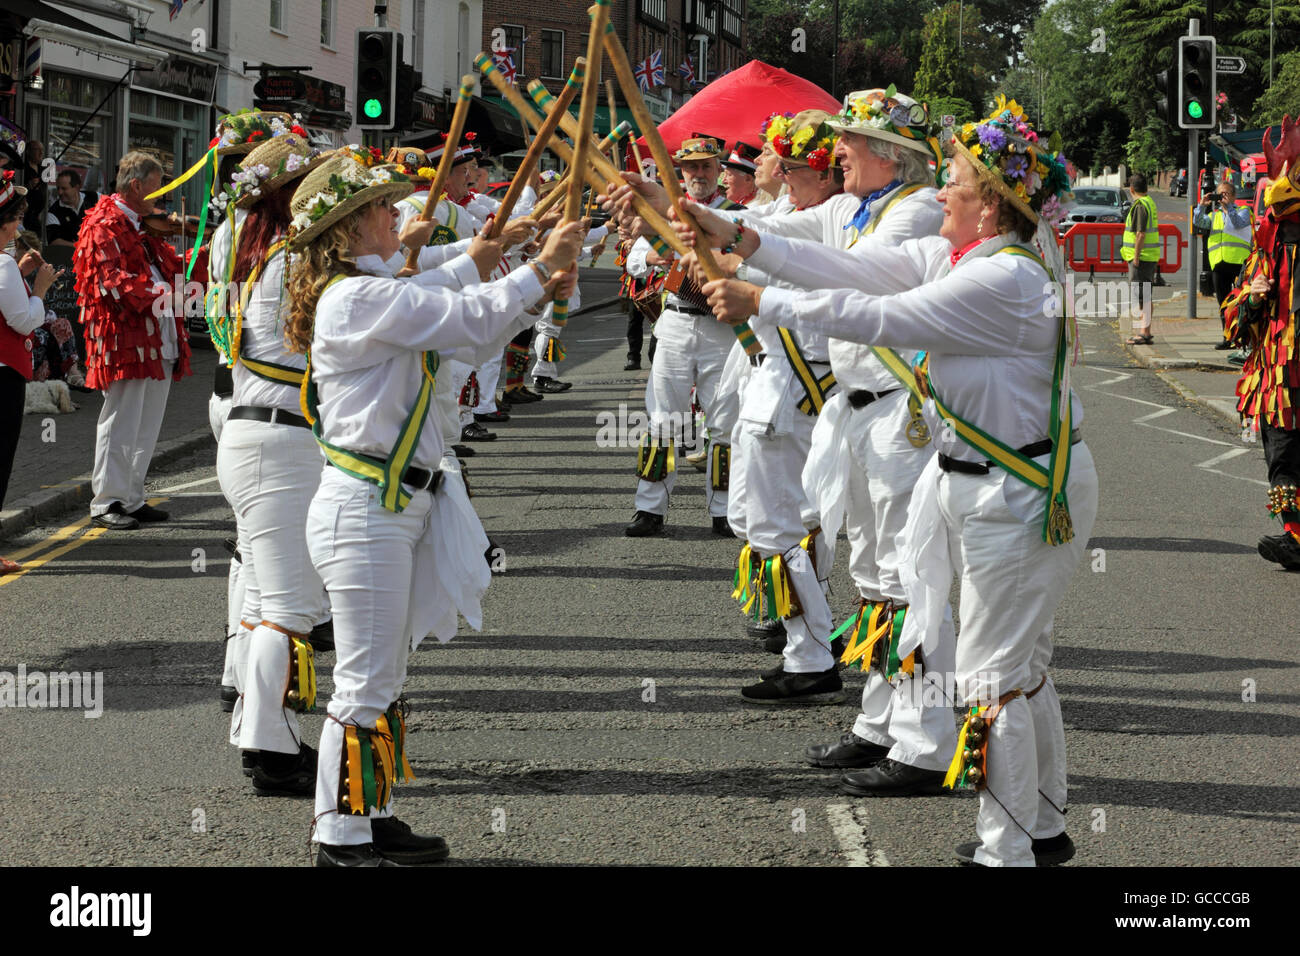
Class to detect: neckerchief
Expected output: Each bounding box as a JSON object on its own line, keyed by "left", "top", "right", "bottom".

{"left": 845, "top": 179, "right": 904, "bottom": 235}
{"left": 949, "top": 234, "right": 998, "bottom": 268}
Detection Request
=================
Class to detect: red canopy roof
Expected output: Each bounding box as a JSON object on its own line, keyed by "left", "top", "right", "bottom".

{"left": 632, "top": 60, "right": 840, "bottom": 166}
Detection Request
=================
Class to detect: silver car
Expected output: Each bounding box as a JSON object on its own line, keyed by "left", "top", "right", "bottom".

{"left": 1060, "top": 186, "right": 1133, "bottom": 262}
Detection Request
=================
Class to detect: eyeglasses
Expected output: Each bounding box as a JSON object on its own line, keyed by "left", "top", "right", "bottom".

{"left": 942, "top": 179, "right": 976, "bottom": 192}
{"left": 777, "top": 162, "right": 804, "bottom": 176}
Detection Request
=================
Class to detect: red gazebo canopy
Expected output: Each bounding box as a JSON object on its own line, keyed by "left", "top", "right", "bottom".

{"left": 632, "top": 61, "right": 840, "bottom": 167}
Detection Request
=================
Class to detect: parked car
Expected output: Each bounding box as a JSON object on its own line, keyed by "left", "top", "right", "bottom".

{"left": 1170, "top": 168, "right": 1188, "bottom": 197}
{"left": 1060, "top": 186, "right": 1132, "bottom": 228}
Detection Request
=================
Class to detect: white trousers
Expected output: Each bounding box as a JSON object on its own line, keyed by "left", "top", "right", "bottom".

{"left": 532, "top": 331, "right": 559, "bottom": 380}
{"left": 473, "top": 351, "right": 504, "bottom": 414}
{"left": 209, "top": 392, "right": 244, "bottom": 687}
{"left": 634, "top": 311, "right": 735, "bottom": 518}
{"left": 939, "top": 444, "right": 1099, "bottom": 866}
{"left": 91, "top": 367, "right": 172, "bottom": 515}
{"left": 307, "top": 467, "right": 432, "bottom": 846}
{"left": 217, "top": 419, "right": 326, "bottom": 755}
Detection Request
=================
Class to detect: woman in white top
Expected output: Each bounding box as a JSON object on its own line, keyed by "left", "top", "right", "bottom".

{"left": 1, "top": 172, "right": 59, "bottom": 573}
{"left": 701, "top": 98, "right": 1098, "bottom": 867}
{"left": 285, "top": 154, "right": 581, "bottom": 866}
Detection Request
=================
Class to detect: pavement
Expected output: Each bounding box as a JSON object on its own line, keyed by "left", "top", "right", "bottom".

{"left": 0, "top": 264, "right": 1296, "bottom": 869}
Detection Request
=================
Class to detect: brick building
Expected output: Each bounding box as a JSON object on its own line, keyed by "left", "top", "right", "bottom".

{"left": 479, "top": 0, "right": 747, "bottom": 129}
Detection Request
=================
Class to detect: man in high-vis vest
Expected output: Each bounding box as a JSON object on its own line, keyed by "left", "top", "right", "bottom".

{"left": 1122, "top": 173, "right": 1160, "bottom": 344}
{"left": 1195, "top": 181, "right": 1253, "bottom": 348}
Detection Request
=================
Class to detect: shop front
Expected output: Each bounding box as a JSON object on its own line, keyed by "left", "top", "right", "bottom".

{"left": 128, "top": 51, "right": 218, "bottom": 215}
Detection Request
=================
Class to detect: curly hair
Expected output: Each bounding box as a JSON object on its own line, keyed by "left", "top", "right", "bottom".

{"left": 943, "top": 147, "right": 1036, "bottom": 242}
{"left": 284, "top": 213, "right": 363, "bottom": 354}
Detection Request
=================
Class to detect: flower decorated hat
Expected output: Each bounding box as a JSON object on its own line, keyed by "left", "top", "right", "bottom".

{"left": 228, "top": 133, "right": 330, "bottom": 209}
{"left": 287, "top": 154, "right": 412, "bottom": 252}
{"left": 761, "top": 110, "right": 839, "bottom": 171}
{"left": 828, "top": 86, "right": 940, "bottom": 166}
{"left": 673, "top": 136, "right": 725, "bottom": 163}
{"left": 212, "top": 109, "right": 299, "bottom": 156}
{"left": 385, "top": 145, "right": 434, "bottom": 186}
{"left": 951, "top": 94, "right": 1073, "bottom": 226}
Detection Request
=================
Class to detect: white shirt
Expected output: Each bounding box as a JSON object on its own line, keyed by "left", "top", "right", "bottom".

{"left": 761, "top": 232, "right": 1085, "bottom": 463}
{"left": 0, "top": 254, "right": 45, "bottom": 370}
{"left": 114, "top": 199, "right": 178, "bottom": 362}
{"left": 746, "top": 183, "right": 944, "bottom": 391}
{"left": 310, "top": 254, "right": 544, "bottom": 470}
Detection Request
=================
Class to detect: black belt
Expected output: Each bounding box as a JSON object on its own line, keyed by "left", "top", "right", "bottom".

{"left": 671, "top": 303, "right": 711, "bottom": 316}
{"left": 228, "top": 405, "right": 310, "bottom": 429}
{"left": 327, "top": 459, "right": 443, "bottom": 493}
{"left": 938, "top": 429, "right": 1084, "bottom": 475}
{"left": 847, "top": 387, "right": 899, "bottom": 410}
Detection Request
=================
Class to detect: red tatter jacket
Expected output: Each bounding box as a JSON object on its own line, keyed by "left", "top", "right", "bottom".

{"left": 73, "top": 195, "right": 191, "bottom": 390}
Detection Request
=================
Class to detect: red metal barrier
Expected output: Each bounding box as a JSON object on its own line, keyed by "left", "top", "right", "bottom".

{"left": 1059, "top": 222, "right": 1183, "bottom": 274}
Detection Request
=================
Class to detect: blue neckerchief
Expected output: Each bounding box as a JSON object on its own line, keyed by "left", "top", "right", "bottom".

{"left": 845, "top": 178, "right": 904, "bottom": 234}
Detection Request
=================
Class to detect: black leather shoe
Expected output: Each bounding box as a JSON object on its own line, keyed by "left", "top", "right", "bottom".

{"left": 475, "top": 410, "right": 510, "bottom": 424}
{"left": 839, "top": 758, "right": 946, "bottom": 797}
{"left": 532, "top": 376, "right": 572, "bottom": 393}
{"left": 451, "top": 443, "right": 475, "bottom": 458}
{"left": 955, "top": 832, "right": 1076, "bottom": 867}
{"left": 461, "top": 422, "right": 496, "bottom": 441}
{"left": 92, "top": 502, "right": 139, "bottom": 530}
{"left": 625, "top": 510, "right": 665, "bottom": 537}
{"left": 308, "top": 618, "right": 334, "bottom": 653}
{"left": 763, "top": 629, "right": 788, "bottom": 654}
{"left": 711, "top": 516, "right": 735, "bottom": 537}
{"left": 746, "top": 617, "right": 785, "bottom": 640}
{"left": 1259, "top": 532, "right": 1300, "bottom": 570}
{"left": 741, "top": 667, "right": 844, "bottom": 704}
{"left": 316, "top": 842, "right": 400, "bottom": 867}
{"left": 251, "top": 743, "right": 317, "bottom": 797}
{"left": 760, "top": 663, "right": 784, "bottom": 680}
{"left": 624, "top": 359, "right": 642, "bottom": 370}
{"left": 371, "top": 817, "right": 450, "bottom": 864}
{"left": 495, "top": 395, "right": 513, "bottom": 412}
{"left": 128, "top": 502, "right": 169, "bottom": 522}
{"left": 805, "top": 733, "right": 890, "bottom": 769}
{"left": 220, "top": 684, "right": 238, "bottom": 713}
{"left": 504, "top": 385, "right": 543, "bottom": 404}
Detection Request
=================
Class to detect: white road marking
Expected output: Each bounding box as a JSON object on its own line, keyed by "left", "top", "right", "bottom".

{"left": 826, "top": 804, "right": 890, "bottom": 866}
{"left": 154, "top": 475, "right": 222, "bottom": 493}
{"left": 1197, "top": 447, "right": 1251, "bottom": 469}
{"left": 1134, "top": 407, "right": 1177, "bottom": 423}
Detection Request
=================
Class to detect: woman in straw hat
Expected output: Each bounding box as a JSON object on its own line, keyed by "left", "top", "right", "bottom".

{"left": 214, "top": 132, "right": 332, "bottom": 796}
{"left": 285, "top": 153, "right": 582, "bottom": 866}
{"left": 703, "top": 96, "right": 1097, "bottom": 867}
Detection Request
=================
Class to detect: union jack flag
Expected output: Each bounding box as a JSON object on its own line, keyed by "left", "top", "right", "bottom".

{"left": 635, "top": 50, "right": 664, "bottom": 92}
{"left": 494, "top": 49, "right": 518, "bottom": 85}
{"left": 169, "top": 0, "right": 188, "bottom": 20}
{"left": 678, "top": 56, "right": 695, "bottom": 86}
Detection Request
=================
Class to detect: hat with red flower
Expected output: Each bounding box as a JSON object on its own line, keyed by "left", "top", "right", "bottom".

{"left": 761, "top": 110, "right": 838, "bottom": 171}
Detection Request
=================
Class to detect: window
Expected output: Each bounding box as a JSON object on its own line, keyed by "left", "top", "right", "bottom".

{"left": 413, "top": 0, "right": 426, "bottom": 73}
{"left": 502, "top": 24, "right": 526, "bottom": 79}
{"left": 541, "top": 30, "right": 564, "bottom": 79}
{"left": 270, "top": 0, "right": 284, "bottom": 33}
{"left": 639, "top": 0, "right": 666, "bottom": 29}
{"left": 320, "top": 0, "right": 335, "bottom": 48}
{"left": 720, "top": 0, "right": 742, "bottom": 42}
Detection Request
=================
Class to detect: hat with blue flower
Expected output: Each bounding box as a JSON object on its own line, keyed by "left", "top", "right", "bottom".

{"left": 827, "top": 86, "right": 940, "bottom": 167}
{"left": 951, "top": 95, "right": 1073, "bottom": 227}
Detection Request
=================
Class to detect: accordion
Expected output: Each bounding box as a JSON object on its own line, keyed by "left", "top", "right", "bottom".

{"left": 663, "top": 258, "right": 712, "bottom": 312}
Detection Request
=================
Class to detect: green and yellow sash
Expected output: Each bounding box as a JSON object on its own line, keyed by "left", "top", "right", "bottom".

{"left": 300, "top": 275, "right": 441, "bottom": 513}
{"left": 778, "top": 327, "right": 836, "bottom": 415}
{"left": 232, "top": 238, "right": 305, "bottom": 387}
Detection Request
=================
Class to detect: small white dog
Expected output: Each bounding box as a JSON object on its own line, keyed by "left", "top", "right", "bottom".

{"left": 24, "top": 379, "right": 79, "bottom": 415}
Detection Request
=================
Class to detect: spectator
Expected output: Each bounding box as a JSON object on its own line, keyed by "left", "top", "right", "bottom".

{"left": 13, "top": 232, "right": 87, "bottom": 389}
{"left": 45, "top": 169, "right": 99, "bottom": 247}
{"left": 73, "top": 150, "right": 192, "bottom": 531}
{"left": 1, "top": 171, "right": 60, "bottom": 572}
{"left": 1195, "top": 180, "right": 1253, "bottom": 349}
{"left": 22, "top": 140, "right": 48, "bottom": 236}
{"left": 1122, "top": 172, "right": 1159, "bottom": 344}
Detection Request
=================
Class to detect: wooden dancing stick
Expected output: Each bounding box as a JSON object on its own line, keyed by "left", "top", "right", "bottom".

{"left": 565, "top": 3, "right": 609, "bottom": 223}
{"left": 404, "top": 74, "right": 475, "bottom": 271}
{"left": 599, "top": 20, "right": 761, "bottom": 355}
{"left": 530, "top": 121, "right": 631, "bottom": 219}
{"left": 485, "top": 59, "right": 585, "bottom": 239}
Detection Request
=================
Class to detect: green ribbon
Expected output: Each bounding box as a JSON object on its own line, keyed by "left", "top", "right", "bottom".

{"left": 185, "top": 147, "right": 217, "bottom": 282}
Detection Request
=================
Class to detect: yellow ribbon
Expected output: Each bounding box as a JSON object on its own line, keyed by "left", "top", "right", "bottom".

{"left": 146, "top": 145, "right": 217, "bottom": 200}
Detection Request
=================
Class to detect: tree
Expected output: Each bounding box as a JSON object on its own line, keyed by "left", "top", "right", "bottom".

{"left": 1254, "top": 50, "right": 1300, "bottom": 126}
{"left": 913, "top": 1, "right": 1001, "bottom": 117}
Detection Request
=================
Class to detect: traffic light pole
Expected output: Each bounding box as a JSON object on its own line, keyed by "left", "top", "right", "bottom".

{"left": 1186, "top": 17, "right": 1200, "bottom": 319}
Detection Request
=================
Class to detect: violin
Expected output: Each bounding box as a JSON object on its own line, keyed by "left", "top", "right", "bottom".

{"left": 142, "top": 212, "right": 202, "bottom": 239}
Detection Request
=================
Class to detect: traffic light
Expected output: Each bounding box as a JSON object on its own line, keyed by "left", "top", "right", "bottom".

{"left": 1154, "top": 66, "right": 1179, "bottom": 127}
{"left": 1177, "top": 35, "right": 1216, "bottom": 130}
{"left": 355, "top": 28, "right": 398, "bottom": 129}
{"left": 395, "top": 62, "right": 421, "bottom": 133}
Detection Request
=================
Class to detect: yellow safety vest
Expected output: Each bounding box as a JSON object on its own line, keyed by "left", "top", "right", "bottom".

{"left": 1121, "top": 194, "right": 1160, "bottom": 262}
{"left": 1207, "top": 209, "right": 1251, "bottom": 269}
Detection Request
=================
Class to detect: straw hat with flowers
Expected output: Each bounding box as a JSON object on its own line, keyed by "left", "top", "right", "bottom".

{"left": 761, "top": 110, "right": 839, "bottom": 171}
{"left": 212, "top": 109, "right": 299, "bottom": 156}
{"left": 226, "top": 133, "right": 331, "bottom": 209}
{"left": 287, "top": 154, "right": 413, "bottom": 251}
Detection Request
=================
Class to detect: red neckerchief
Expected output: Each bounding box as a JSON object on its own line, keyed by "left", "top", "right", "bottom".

{"left": 949, "top": 234, "right": 998, "bottom": 268}
{"left": 794, "top": 187, "right": 844, "bottom": 212}
{"left": 731, "top": 188, "right": 757, "bottom": 206}
{"left": 451, "top": 193, "right": 473, "bottom": 208}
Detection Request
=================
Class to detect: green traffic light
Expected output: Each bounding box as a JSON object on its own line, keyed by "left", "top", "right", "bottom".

{"left": 1187, "top": 100, "right": 1204, "bottom": 120}
{"left": 364, "top": 98, "right": 384, "bottom": 119}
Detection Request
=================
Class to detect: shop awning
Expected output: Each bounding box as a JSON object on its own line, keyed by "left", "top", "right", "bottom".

{"left": 7, "top": 0, "right": 118, "bottom": 40}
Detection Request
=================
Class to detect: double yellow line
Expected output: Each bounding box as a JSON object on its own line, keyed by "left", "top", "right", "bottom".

{"left": 0, "top": 498, "right": 167, "bottom": 588}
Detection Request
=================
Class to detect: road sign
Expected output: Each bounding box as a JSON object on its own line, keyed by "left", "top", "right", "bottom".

{"left": 1216, "top": 55, "right": 1246, "bottom": 75}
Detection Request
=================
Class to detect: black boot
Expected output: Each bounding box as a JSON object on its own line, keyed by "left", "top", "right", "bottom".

{"left": 955, "top": 832, "right": 1076, "bottom": 866}
{"left": 316, "top": 842, "right": 400, "bottom": 867}
{"left": 740, "top": 667, "right": 844, "bottom": 704}
{"left": 625, "top": 511, "right": 665, "bottom": 537}
{"left": 370, "top": 817, "right": 450, "bottom": 864}
{"left": 251, "top": 743, "right": 317, "bottom": 797}
{"left": 1258, "top": 532, "right": 1300, "bottom": 570}
{"left": 746, "top": 617, "right": 785, "bottom": 640}
{"left": 839, "top": 758, "right": 946, "bottom": 797}
{"left": 805, "top": 733, "right": 890, "bottom": 769}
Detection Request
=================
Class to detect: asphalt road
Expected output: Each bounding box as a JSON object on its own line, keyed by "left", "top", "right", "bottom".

{"left": 0, "top": 291, "right": 1296, "bottom": 867}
